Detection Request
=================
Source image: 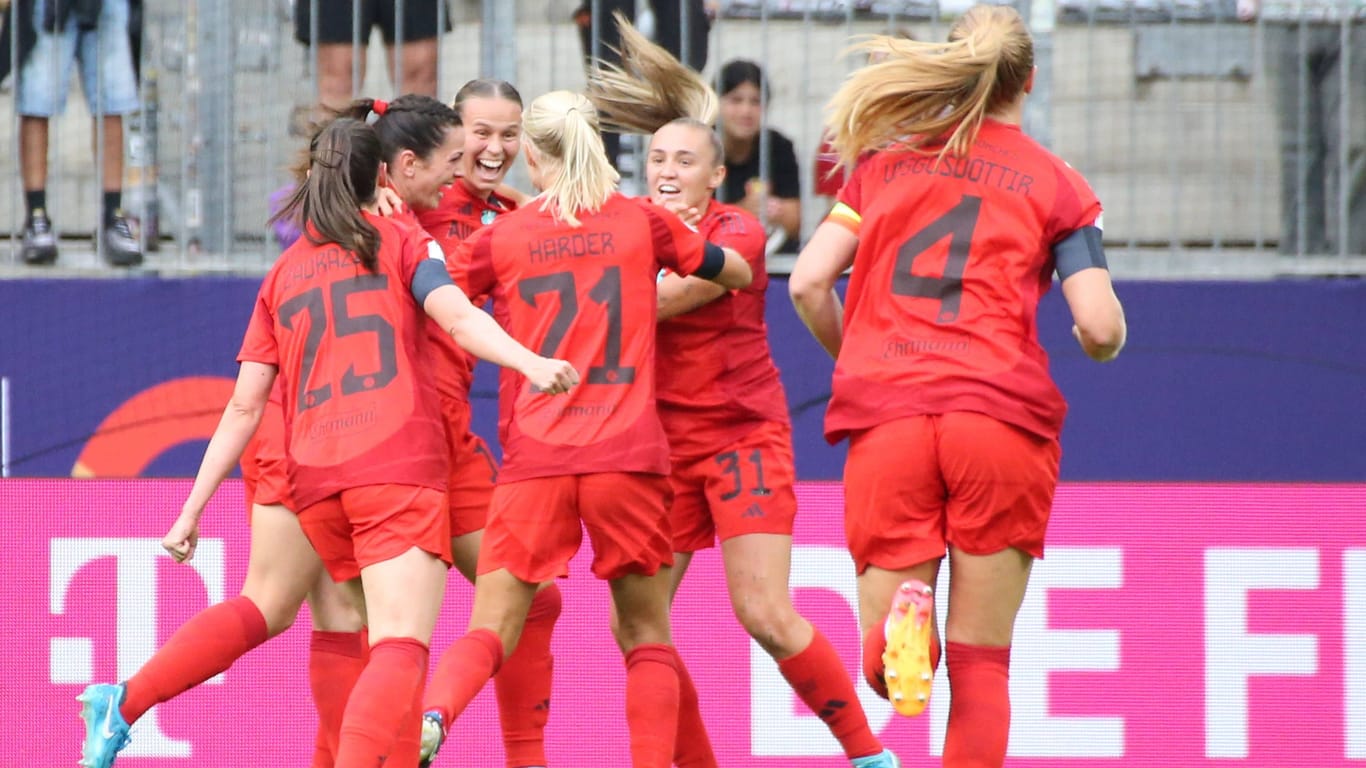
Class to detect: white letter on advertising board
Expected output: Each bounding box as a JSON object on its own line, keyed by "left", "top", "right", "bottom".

{"left": 1204, "top": 547, "right": 1318, "bottom": 758}
{"left": 1345, "top": 549, "right": 1366, "bottom": 758}
{"left": 995, "top": 546, "right": 1126, "bottom": 757}
{"left": 50, "top": 538, "right": 225, "bottom": 758}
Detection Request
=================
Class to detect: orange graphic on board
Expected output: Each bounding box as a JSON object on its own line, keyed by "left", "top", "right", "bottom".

{"left": 72, "top": 376, "right": 235, "bottom": 477}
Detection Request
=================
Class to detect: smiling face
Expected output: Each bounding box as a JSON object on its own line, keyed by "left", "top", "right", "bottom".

{"left": 459, "top": 96, "right": 523, "bottom": 198}
{"left": 647, "top": 121, "right": 725, "bottom": 211}
{"left": 399, "top": 123, "right": 464, "bottom": 209}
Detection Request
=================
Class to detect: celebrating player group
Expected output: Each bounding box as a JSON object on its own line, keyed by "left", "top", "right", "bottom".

{"left": 75, "top": 5, "right": 1125, "bottom": 768}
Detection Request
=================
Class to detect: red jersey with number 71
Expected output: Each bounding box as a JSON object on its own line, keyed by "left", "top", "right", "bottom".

{"left": 823, "top": 119, "right": 1102, "bottom": 444}
{"left": 238, "top": 212, "right": 448, "bottom": 509}
{"left": 455, "top": 192, "right": 711, "bottom": 483}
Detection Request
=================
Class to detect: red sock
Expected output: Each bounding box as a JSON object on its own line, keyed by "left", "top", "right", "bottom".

{"left": 334, "top": 637, "right": 429, "bottom": 768}
{"left": 386, "top": 663, "right": 427, "bottom": 768}
{"left": 425, "top": 628, "right": 505, "bottom": 728}
{"left": 943, "top": 642, "right": 1011, "bottom": 768}
{"left": 309, "top": 631, "right": 367, "bottom": 768}
{"left": 776, "top": 629, "right": 882, "bottom": 759}
{"left": 861, "top": 622, "right": 941, "bottom": 700}
{"left": 670, "top": 648, "right": 717, "bottom": 768}
{"left": 494, "top": 584, "right": 561, "bottom": 768}
{"left": 624, "top": 644, "right": 679, "bottom": 768}
{"left": 120, "top": 596, "right": 268, "bottom": 724}
{"left": 861, "top": 624, "right": 890, "bottom": 699}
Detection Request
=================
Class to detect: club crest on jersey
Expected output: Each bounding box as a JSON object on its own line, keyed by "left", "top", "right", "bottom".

{"left": 481, "top": 209, "right": 497, "bottom": 226}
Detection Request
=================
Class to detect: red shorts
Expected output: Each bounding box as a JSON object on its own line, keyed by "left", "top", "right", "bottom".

{"left": 669, "top": 420, "right": 799, "bottom": 553}
{"left": 298, "top": 484, "right": 452, "bottom": 582}
{"left": 843, "top": 412, "right": 1060, "bottom": 574}
{"left": 443, "top": 398, "right": 496, "bottom": 538}
{"left": 240, "top": 400, "right": 293, "bottom": 513}
{"left": 479, "top": 472, "right": 673, "bottom": 583}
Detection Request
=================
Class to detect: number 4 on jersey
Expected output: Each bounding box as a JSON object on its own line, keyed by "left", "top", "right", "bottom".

{"left": 891, "top": 194, "right": 982, "bottom": 324}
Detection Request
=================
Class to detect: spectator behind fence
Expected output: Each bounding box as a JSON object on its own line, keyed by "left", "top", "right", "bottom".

{"left": 294, "top": 0, "right": 451, "bottom": 111}
{"left": 1238, "top": 0, "right": 1365, "bottom": 256}
{"left": 573, "top": 0, "right": 713, "bottom": 169}
{"left": 13, "top": 0, "right": 143, "bottom": 267}
{"left": 715, "top": 59, "right": 802, "bottom": 254}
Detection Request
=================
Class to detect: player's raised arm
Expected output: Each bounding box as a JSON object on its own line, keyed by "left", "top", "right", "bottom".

{"left": 790, "top": 218, "right": 857, "bottom": 359}
{"left": 409, "top": 252, "right": 578, "bottom": 395}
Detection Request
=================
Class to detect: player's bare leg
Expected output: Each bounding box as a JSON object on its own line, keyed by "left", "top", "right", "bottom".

{"left": 857, "top": 559, "right": 943, "bottom": 704}
{"left": 723, "top": 533, "right": 891, "bottom": 766}
{"left": 305, "top": 567, "right": 366, "bottom": 768}
{"left": 936, "top": 546, "right": 1032, "bottom": 768}
{"left": 428, "top": 531, "right": 559, "bottom": 768}
{"left": 611, "top": 569, "right": 680, "bottom": 768}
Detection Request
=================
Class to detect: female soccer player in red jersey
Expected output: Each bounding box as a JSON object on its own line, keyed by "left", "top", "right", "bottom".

{"left": 77, "top": 116, "right": 577, "bottom": 768}
{"left": 790, "top": 6, "right": 1126, "bottom": 767}
{"left": 239, "top": 387, "right": 367, "bottom": 768}
{"left": 585, "top": 19, "right": 901, "bottom": 768}
{"left": 424, "top": 89, "right": 752, "bottom": 768}
{"left": 331, "top": 92, "right": 561, "bottom": 768}
{"left": 402, "top": 80, "right": 561, "bottom": 768}
{"left": 70, "top": 382, "right": 366, "bottom": 768}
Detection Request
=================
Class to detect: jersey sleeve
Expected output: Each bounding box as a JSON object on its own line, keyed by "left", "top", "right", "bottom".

{"left": 770, "top": 130, "right": 802, "bottom": 200}
{"left": 641, "top": 201, "right": 709, "bottom": 276}
{"left": 237, "top": 277, "right": 280, "bottom": 366}
{"left": 1046, "top": 158, "right": 1104, "bottom": 245}
{"left": 400, "top": 224, "right": 442, "bottom": 288}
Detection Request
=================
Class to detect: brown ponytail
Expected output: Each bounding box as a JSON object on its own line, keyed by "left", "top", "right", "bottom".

{"left": 270, "top": 117, "right": 384, "bottom": 272}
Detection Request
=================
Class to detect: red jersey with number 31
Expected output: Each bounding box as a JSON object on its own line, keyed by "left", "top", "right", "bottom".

{"left": 238, "top": 212, "right": 448, "bottom": 509}
{"left": 824, "top": 119, "right": 1102, "bottom": 444}
{"left": 455, "top": 192, "right": 711, "bottom": 483}
{"left": 656, "top": 201, "right": 788, "bottom": 459}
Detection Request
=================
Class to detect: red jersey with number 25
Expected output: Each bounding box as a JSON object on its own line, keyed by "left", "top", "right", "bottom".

{"left": 656, "top": 201, "right": 788, "bottom": 459}
{"left": 824, "top": 119, "right": 1102, "bottom": 444}
{"left": 457, "top": 192, "right": 711, "bottom": 483}
{"left": 238, "top": 212, "right": 448, "bottom": 509}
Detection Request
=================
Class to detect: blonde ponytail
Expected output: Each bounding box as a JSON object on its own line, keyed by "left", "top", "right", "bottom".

{"left": 585, "top": 11, "right": 719, "bottom": 134}
{"left": 523, "top": 90, "right": 619, "bottom": 227}
{"left": 825, "top": 4, "right": 1033, "bottom": 169}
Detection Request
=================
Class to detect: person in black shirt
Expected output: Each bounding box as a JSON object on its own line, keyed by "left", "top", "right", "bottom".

{"left": 716, "top": 59, "right": 802, "bottom": 253}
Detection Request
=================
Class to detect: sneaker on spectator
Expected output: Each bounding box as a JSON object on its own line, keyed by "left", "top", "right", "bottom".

{"left": 100, "top": 211, "right": 144, "bottom": 267}
{"left": 21, "top": 209, "right": 58, "bottom": 265}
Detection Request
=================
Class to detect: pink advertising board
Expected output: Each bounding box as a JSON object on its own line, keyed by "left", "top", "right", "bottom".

{"left": 4, "top": 480, "right": 1364, "bottom": 766}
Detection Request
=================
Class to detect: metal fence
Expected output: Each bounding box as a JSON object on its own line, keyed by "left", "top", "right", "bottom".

{"left": 1, "top": 0, "right": 1362, "bottom": 276}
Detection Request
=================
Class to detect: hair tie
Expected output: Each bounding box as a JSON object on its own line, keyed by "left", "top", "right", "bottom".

{"left": 372, "top": 99, "right": 389, "bottom": 116}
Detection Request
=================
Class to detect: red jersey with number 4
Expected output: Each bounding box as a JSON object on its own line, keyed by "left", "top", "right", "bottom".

{"left": 656, "top": 201, "right": 789, "bottom": 458}
{"left": 456, "top": 192, "right": 711, "bottom": 482}
{"left": 824, "top": 119, "right": 1102, "bottom": 444}
{"left": 415, "top": 183, "right": 519, "bottom": 403}
{"left": 238, "top": 212, "right": 448, "bottom": 509}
